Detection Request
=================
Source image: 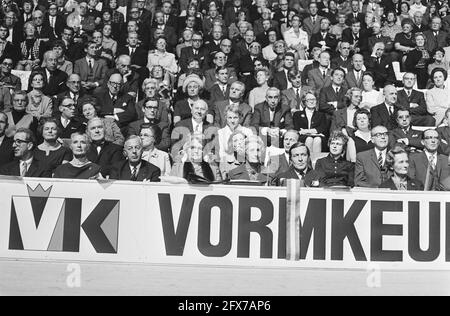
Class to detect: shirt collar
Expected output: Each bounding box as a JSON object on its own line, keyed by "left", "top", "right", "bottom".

{"left": 20, "top": 157, "right": 33, "bottom": 166}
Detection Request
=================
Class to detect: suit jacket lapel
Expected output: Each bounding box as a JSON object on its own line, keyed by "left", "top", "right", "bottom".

{"left": 26, "top": 161, "right": 38, "bottom": 177}
{"left": 370, "top": 149, "right": 380, "bottom": 171}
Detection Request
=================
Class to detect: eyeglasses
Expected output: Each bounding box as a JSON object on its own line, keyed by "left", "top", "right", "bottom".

{"left": 424, "top": 136, "right": 439, "bottom": 140}
{"left": 372, "top": 132, "right": 388, "bottom": 138}
{"left": 398, "top": 115, "right": 410, "bottom": 119}
{"left": 63, "top": 103, "right": 76, "bottom": 108}
{"left": 2, "top": 62, "right": 12, "bottom": 66}
{"left": 144, "top": 106, "right": 158, "bottom": 110}
{"left": 13, "top": 138, "right": 30, "bottom": 145}
{"left": 109, "top": 81, "right": 122, "bottom": 86}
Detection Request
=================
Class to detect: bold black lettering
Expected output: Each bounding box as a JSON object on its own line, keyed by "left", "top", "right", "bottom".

{"left": 8, "top": 200, "right": 23, "bottom": 250}
{"left": 408, "top": 202, "right": 440, "bottom": 262}
{"left": 278, "top": 197, "right": 287, "bottom": 259}
{"left": 158, "top": 194, "right": 196, "bottom": 256}
{"left": 237, "top": 197, "right": 274, "bottom": 258}
{"left": 331, "top": 199, "right": 367, "bottom": 261}
{"left": 62, "top": 198, "right": 82, "bottom": 252}
{"left": 371, "top": 201, "right": 403, "bottom": 262}
{"left": 197, "top": 195, "right": 233, "bottom": 257}
{"left": 446, "top": 203, "right": 450, "bottom": 262}
{"left": 299, "top": 199, "right": 327, "bottom": 260}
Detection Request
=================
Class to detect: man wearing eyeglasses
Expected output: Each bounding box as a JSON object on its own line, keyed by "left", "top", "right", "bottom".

{"left": 127, "top": 97, "right": 170, "bottom": 152}
{"left": 0, "top": 26, "right": 18, "bottom": 65}
{"left": 273, "top": 0, "right": 296, "bottom": 25}
{"left": 0, "top": 57, "right": 20, "bottom": 90}
{"left": 54, "top": 97, "right": 84, "bottom": 139}
{"left": 54, "top": 73, "right": 87, "bottom": 114}
{"left": 409, "top": 129, "right": 450, "bottom": 191}
{"left": 95, "top": 73, "right": 136, "bottom": 130}
{"left": 355, "top": 125, "right": 391, "bottom": 187}
{"left": 0, "top": 128, "right": 51, "bottom": 177}
{"left": 104, "top": 55, "right": 140, "bottom": 97}
{"left": 179, "top": 32, "right": 209, "bottom": 73}
{"left": 388, "top": 108, "right": 424, "bottom": 152}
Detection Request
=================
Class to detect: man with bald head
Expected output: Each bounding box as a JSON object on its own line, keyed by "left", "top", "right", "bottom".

{"left": 104, "top": 55, "right": 140, "bottom": 97}
{"left": 345, "top": 54, "right": 364, "bottom": 89}
{"left": 54, "top": 73, "right": 87, "bottom": 114}
{"left": 94, "top": 73, "right": 137, "bottom": 130}
{"left": 371, "top": 85, "right": 398, "bottom": 130}
{"left": 40, "top": 50, "right": 68, "bottom": 96}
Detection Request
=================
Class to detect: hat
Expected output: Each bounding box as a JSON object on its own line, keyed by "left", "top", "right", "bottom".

{"left": 183, "top": 74, "right": 204, "bottom": 93}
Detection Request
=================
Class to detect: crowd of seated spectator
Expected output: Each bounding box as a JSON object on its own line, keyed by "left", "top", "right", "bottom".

{"left": 1, "top": 0, "right": 450, "bottom": 191}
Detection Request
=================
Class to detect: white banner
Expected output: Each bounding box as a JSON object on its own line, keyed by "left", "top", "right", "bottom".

{"left": 0, "top": 178, "right": 449, "bottom": 270}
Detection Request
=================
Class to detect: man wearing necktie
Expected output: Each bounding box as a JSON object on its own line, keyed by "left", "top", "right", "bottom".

{"left": 370, "top": 85, "right": 398, "bottom": 130}
{"left": 0, "top": 128, "right": 51, "bottom": 177}
{"left": 388, "top": 108, "right": 424, "bottom": 152}
{"left": 409, "top": 129, "right": 450, "bottom": 191}
{"left": 41, "top": 50, "right": 68, "bottom": 96}
{"left": 109, "top": 136, "right": 161, "bottom": 182}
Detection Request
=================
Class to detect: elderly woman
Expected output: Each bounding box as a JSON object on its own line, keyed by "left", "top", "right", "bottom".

{"left": 227, "top": 134, "right": 270, "bottom": 183}
{"left": 26, "top": 71, "right": 52, "bottom": 120}
{"left": 269, "top": 40, "right": 288, "bottom": 71}
{"left": 314, "top": 131, "right": 355, "bottom": 187}
{"left": 330, "top": 13, "right": 349, "bottom": 40}
{"left": 16, "top": 21, "right": 44, "bottom": 71}
{"left": 174, "top": 74, "right": 206, "bottom": 124}
{"left": 394, "top": 18, "right": 416, "bottom": 60}
{"left": 380, "top": 145, "right": 424, "bottom": 190}
{"left": 170, "top": 134, "right": 222, "bottom": 183}
{"left": 176, "top": 29, "right": 194, "bottom": 58}
{"left": 53, "top": 132, "right": 102, "bottom": 179}
{"left": 360, "top": 72, "right": 384, "bottom": 110}
{"left": 147, "top": 37, "right": 179, "bottom": 75}
{"left": 34, "top": 117, "right": 72, "bottom": 174}
{"left": 404, "top": 32, "right": 430, "bottom": 89}
{"left": 139, "top": 124, "right": 171, "bottom": 177}
{"left": 426, "top": 67, "right": 450, "bottom": 126}
{"left": 347, "top": 108, "right": 374, "bottom": 162}
{"left": 282, "top": 14, "right": 308, "bottom": 59}
{"left": 80, "top": 98, "right": 124, "bottom": 146}
{"left": 293, "top": 91, "right": 328, "bottom": 154}
{"left": 248, "top": 67, "right": 271, "bottom": 110}
{"left": 428, "top": 48, "right": 449, "bottom": 75}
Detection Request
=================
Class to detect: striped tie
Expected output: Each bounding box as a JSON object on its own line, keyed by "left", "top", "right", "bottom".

{"left": 378, "top": 152, "right": 383, "bottom": 169}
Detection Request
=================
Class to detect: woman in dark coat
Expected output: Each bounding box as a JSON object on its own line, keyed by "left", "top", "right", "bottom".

{"left": 404, "top": 32, "right": 431, "bottom": 89}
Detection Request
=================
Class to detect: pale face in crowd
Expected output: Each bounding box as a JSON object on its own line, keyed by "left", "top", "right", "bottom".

{"left": 291, "top": 146, "right": 309, "bottom": 171}
{"left": 392, "top": 153, "right": 409, "bottom": 176}
{"left": 82, "top": 103, "right": 98, "bottom": 120}
{"left": 396, "top": 110, "right": 411, "bottom": 129}
{"left": 229, "top": 83, "right": 244, "bottom": 100}
{"left": 140, "top": 128, "right": 156, "bottom": 148}
{"left": 42, "top": 122, "right": 58, "bottom": 142}
{"left": 422, "top": 129, "right": 440, "bottom": 153}
{"left": 191, "top": 102, "right": 207, "bottom": 121}
{"left": 329, "top": 137, "right": 345, "bottom": 157}
{"left": 362, "top": 74, "right": 375, "bottom": 91}
{"left": 266, "top": 90, "right": 280, "bottom": 109}
{"left": 124, "top": 138, "right": 143, "bottom": 164}
{"left": 71, "top": 134, "right": 90, "bottom": 157}
{"left": 88, "top": 119, "right": 105, "bottom": 142}
{"left": 226, "top": 111, "right": 240, "bottom": 131}
{"left": 283, "top": 131, "right": 299, "bottom": 152}
{"left": 355, "top": 113, "right": 370, "bottom": 130}
{"left": 371, "top": 126, "right": 389, "bottom": 150}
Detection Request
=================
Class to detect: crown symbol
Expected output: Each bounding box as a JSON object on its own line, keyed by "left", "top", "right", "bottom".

{"left": 27, "top": 184, "right": 53, "bottom": 198}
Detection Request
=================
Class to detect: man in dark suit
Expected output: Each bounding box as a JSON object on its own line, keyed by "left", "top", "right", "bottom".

{"left": 179, "top": 32, "right": 210, "bottom": 73}
{"left": 110, "top": 136, "right": 161, "bottom": 182}
{"left": 355, "top": 125, "right": 391, "bottom": 187}
{"left": 302, "top": 47, "right": 321, "bottom": 85}
{"left": 409, "top": 129, "right": 450, "bottom": 191}
{"left": 204, "top": 25, "right": 225, "bottom": 54}
{"left": 53, "top": 74, "right": 87, "bottom": 115}
{"left": 273, "top": 0, "right": 296, "bottom": 25}
{"left": 74, "top": 41, "right": 109, "bottom": 94}
{"left": 267, "top": 130, "right": 300, "bottom": 175}
{"left": 412, "top": 12, "right": 429, "bottom": 33}
{"left": 128, "top": 97, "right": 170, "bottom": 151}
{"left": 397, "top": 72, "right": 436, "bottom": 126}
{"left": 237, "top": 41, "right": 262, "bottom": 93}
{"left": 208, "top": 67, "right": 231, "bottom": 107}
{"left": 117, "top": 32, "right": 148, "bottom": 70}
{"left": 345, "top": 54, "right": 364, "bottom": 89}
{"left": 371, "top": 85, "right": 398, "bottom": 130}
{"left": 346, "top": 0, "right": 366, "bottom": 26}
{"left": 224, "top": 0, "right": 245, "bottom": 27}
{"left": 0, "top": 128, "right": 51, "bottom": 177}
{"left": 150, "top": 11, "right": 178, "bottom": 49}
{"left": 302, "top": 2, "right": 323, "bottom": 38}
{"left": 272, "top": 52, "right": 296, "bottom": 91}
{"left": 203, "top": 51, "right": 238, "bottom": 91}
{"left": 61, "top": 26, "right": 84, "bottom": 63}
{"left": 160, "top": 1, "right": 178, "bottom": 30}
{"left": 95, "top": 73, "right": 136, "bottom": 130}
{"left": 40, "top": 51, "right": 68, "bottom": 97}
{"left": 365, "top": 42, "right": 397, "bottom": 89}
{"left": 44, "top": 3, "right": 65, "bottom": 39}
{"left": 104, "top": 55, "right": 140, "bottom": 98}
{"left": 0, "top": 111, "right": 13, "bottom": 167}
{"left": 423, "top": 17, "right": 450, "bottom": 53}
{"left": 174, "top": 99, "right": 211, "bottom": 135}
{"left": 32, "top": 10, "right": 56, "bottom": 41}
{"left": 319, "top": 68, "right": 348, "bottom": 116}
{"left": 309, "top": 17, "right": 338, "bottom": 54}
{"left": 331, "top": 41, "right": 352, "bottom": 72}
{"left": 342, "top": 19, "right": 370, "bottom": 56}
{"left": 4, "top": 11, "right": 23, "bottom": 47}
{"left": 213, "top": 81, "right": 252, "bottom": 128}
{"left": 54, "top": 97, "right": 84, "bottom": 139}
{"left": 250, "top": 87, "right": 293, "bottom": 136}
{"left": 0, "top": 26, "right": 19, "bottom": 64}
{"left": 368, "top": 21, "right": 394, "bottom": 54}
{"left": 0, "top": 56, "right": 21, "bottom": 90}
{"left": 86, "top": 117, "right": 124, "bottom": 177}
{"left": 281, "top": 69, "right": 313, "bottom": 113}
{"left": 389, "top": 108, "right": 424, "bottom": 152}
{"left": 234, "top": 29, "right": 256, "bottom": 59}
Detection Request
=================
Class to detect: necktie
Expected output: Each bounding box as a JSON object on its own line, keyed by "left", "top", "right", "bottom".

{"left": 356, "top": 71, "right": 360, "bottom": 83}
{"left": 295, "top": 88, "right": 300, "bottom": 102}
{"left": 378, "top": 152, "right": 384, "bottom": 169}
{"left": 335, "top": 87, "right": 339, "bottom": 94}
{"left": 322, "top": 70, "right": 326, "bottom": 78}
{"left": 63, "top": 118, "right": 69, "bottom": 128}
{"left": 312, "top": 17, "right": 315, "bottom": 24}
{"left": 407, "top": 90, "right": 411, "bottom": 98}
{"left": 389, "top": 106, "right": 393, "bottom": 116}
{"left": 51, "top": 16, "right": 55, "bottom": 28}
{"left": 89, "top": 59, "right": 93, "bottom": 70}
{"left": 429, "top": 155, "right": 436, "bottom": 170}
{"left": 131, "top": 167, "right": 138, "bottom": 181}
{"left": 222, "top": 86, "right": 226, "bottom": 95}
{"left": 20, "top": 161, "right": 27, "bottom": 177}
